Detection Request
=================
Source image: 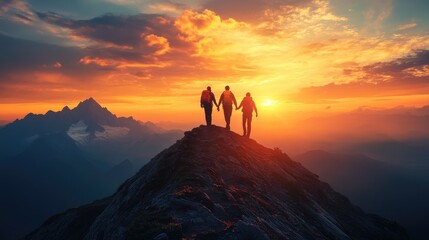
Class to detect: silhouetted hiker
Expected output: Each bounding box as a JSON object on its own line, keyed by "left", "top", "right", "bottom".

{"left": 217, "top": 85, "right": 237, "bottom": 130}
{"left": 200, "top": 86, "right": 218, "bottom": 126}
{"left": 237, "top": 92, "right": 258, "bottom": 138}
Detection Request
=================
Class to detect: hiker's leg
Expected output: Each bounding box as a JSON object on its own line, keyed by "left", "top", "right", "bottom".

{"left": 207, "top": 106, "right": 212, "bottom": 125}
{"left": 223, "top": 105, "right": 232, "bottom": 128}
{"left": 204, "top": 105, "right": 211, "bottom": 126}
{"left": 247, "top": 115, "right": 253, "bottom": 137}
{"left": 225, "top": 105, "right": 232, "bottom": 127}
{"left": 223, "top": 106, "right": 228, "bottom": 124}
{"left": 242, "top": 114, "right": 246, "bottom": 136}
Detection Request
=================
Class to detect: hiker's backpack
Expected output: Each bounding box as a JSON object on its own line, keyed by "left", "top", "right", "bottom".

{"left": 201, "top": 90, "right": 211, "bottom": 103}
{"left": 223, "top": 90, "right": 232, "bottom": 104}
{"left": 242, "top": 97, "right": 253, "bottom": 112}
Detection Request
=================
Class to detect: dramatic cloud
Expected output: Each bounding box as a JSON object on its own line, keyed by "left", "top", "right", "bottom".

{"left": 36, "top": 12, "right": 179, "bottom": 47}
{"left": 33, "top": 9, "right": 261, "bottom": 78}
{"left": 0, "top": 33, "right": 114, "bottom": 104}
{"left": 404, "top": 65, "right": 429, "bottom": 77}
{"left": 0, "top": 9, "right": 258, "bottom": 106}
{"left": 295, "top": 50, "right": 429, "bottom": 101}
{"left": 363, "top": 50, "right": 429, "bottom": 76}
{"left": 0, "top": 33, "right": 84, "bottom": 74}
{"left": 143, "top": 34, "right": 170, "bottom": 55}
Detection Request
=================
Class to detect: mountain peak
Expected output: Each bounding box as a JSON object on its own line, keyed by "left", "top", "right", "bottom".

{"left": 76, "top": 97, "right": 102, "bottom": 110}
{"left": 72, "top": 97, "right": 117, "bottom": 125}
{"left": 26, "top": 125, "right": 408, "bottom": 240}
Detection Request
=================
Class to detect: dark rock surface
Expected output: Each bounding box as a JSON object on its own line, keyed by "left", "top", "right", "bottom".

{"left": 25, "top": 126, "right": 409, "bottom": 240}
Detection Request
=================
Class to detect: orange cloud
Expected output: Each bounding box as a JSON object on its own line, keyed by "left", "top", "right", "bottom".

{"left": 292, "top": 50, "right": 429, "bottom": 103}
{"left": 143, "top": 34, "right": 170, "bottom": 55}
{"left": 54, "top": 62, "right": 62, "bottom": 68}
{"left": 174, "top": 9, "right": 249, "bottom": 55}
{"left": 79, "top": 56, "right": 117, "bottom": 67}
{"left": 175, "top": 9, "right": 221, "bottom": 33}
{"left": 404, "top": 65, "right": 429, "bottom": 77}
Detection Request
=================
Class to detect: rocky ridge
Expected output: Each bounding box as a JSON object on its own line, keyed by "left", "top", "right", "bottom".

{"left": 25, "top": 126, "right": 408, "bottom": 240}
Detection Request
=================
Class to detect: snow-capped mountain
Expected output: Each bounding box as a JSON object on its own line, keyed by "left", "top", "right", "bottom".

{"left": 26, "top": 126, "right": 408, "bottom": 240}
{"left": 0, "top": 97, "right": 181, "bottom": 167}
{"left": 0, "top": 98, "right": 182, "bottom": 240}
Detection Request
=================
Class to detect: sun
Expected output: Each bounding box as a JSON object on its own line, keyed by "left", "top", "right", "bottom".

{"left": 261, "top": 99, "right": 276, "bottom": 107}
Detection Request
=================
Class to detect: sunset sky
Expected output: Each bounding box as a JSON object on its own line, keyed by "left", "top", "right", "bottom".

{"left": 1, "top": 0, "right": 428, "bottom": 134}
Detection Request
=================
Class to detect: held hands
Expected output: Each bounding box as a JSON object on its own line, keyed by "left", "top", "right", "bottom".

{"left": 217, "top": 106, "right": 220, "bottom": 111}
{"left": 256, "top": 113, "right": 258, "bottom": 117}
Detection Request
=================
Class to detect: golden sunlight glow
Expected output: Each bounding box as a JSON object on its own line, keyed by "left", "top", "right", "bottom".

{"left": 261, "top": 99, "right": 276, "bottom": 107}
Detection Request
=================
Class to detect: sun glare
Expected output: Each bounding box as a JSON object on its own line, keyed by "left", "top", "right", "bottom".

{"left": 261, "top": 99, "right": 276, "bottom": 107}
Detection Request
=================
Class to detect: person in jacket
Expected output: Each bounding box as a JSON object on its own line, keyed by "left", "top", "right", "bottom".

{"left": 200, "top": 86, "right": 218, "bottom": 126}
{"left": 236, "top": 92, "right": 258, "bottom": 137}
{"left": 217, "top": 85, "right": 237, "bottom": 130}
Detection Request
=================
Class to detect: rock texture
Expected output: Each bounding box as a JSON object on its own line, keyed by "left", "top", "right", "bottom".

{"left": 25, "top": 126, "right": 408, "bottom": 240}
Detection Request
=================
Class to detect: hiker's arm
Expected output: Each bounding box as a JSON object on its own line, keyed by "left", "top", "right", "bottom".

{"left": 217, "top": 94, "right": 223, "bottom": 110}
{"left": 254, "top": 102, "right": 258, "bottom": 117}
{"left": 232, "top": 94, "right": 238, "bottom": 108}
{"left": 236, "top": 99, "right": 243, "bottom": 110}
{"left": 212, "top": 93, "right": 218, "bottom": 107}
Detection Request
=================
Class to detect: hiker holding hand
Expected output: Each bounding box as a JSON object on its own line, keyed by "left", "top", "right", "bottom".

{"left": 200, "top": 86, "right": 218, "bottom": 126}
{"left": 217, "top": 85, "right": 237, "bottom": 130}
{"left": 236, "top": 92, "right": 258, "bottom": 138}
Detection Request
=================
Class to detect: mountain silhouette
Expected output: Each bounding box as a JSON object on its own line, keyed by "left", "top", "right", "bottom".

{"left": 0, "top": 98, "right": 112, "bottom": 159}
{"left": 0, "top": 97, "right": 181, "bottom": 166}
{"left": 26, "top": 126, "right": 407, "bottom": 240}
{"left": 0, "top": 98, "right": 182, "bottom": 240}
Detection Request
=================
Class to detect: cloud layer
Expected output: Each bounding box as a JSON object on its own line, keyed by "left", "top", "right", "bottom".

{"left": 296, "top": 50, "right": 429, "bottom": 102}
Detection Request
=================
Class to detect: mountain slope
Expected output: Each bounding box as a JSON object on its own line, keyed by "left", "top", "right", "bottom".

{"left": 26, "top": 126, "right": 408, "bottom": 240}
{"left": 295, "top": 150, "right": 429, "bottom": 240}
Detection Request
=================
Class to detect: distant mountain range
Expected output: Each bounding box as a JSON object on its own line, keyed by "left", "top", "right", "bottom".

{"left": 26, "top": 126, "right": 408, "bottom": 240}
{"left": 0, "top": 98, "right": 183, "bottom": 240}
{"left": 279, "top": 106, "right": 429, "bottom": 164}
{"left": 274, "top": 105, "right": 429, "bottom": 239}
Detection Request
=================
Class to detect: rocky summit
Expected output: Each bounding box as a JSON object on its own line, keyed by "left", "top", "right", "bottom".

{"left": 25, "top": 126, "right": 408, "bottom": 240}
